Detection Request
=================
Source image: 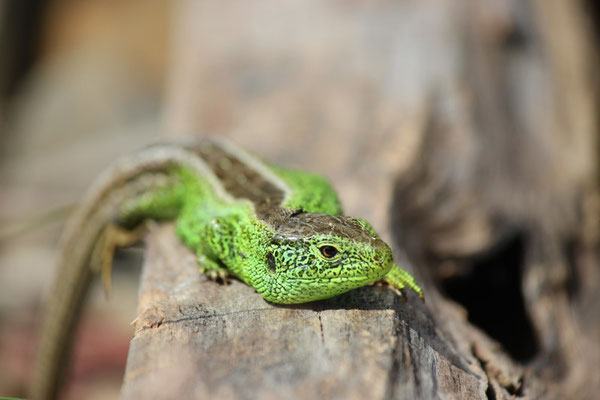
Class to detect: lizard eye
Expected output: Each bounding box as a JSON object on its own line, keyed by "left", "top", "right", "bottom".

{"left": 319, "top": 245, "right": 339, "bottom": 258}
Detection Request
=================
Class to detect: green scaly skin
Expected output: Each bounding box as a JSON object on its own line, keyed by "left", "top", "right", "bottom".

{"left": 31, "top": 139, "right": 424, "bottom": 400}
{"left": 119, "top": 162, "right": 423, "bottom": 304}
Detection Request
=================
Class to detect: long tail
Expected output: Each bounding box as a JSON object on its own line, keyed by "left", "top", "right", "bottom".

{"left": 29, "top": 141, "right": 215, "bottom": 399}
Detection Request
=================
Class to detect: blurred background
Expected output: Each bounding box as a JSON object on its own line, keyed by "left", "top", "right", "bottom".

{"left": 1, "top": 0, "right": 600, "bottom": 399}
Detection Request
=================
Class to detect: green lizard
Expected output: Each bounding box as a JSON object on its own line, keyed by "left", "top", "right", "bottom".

{"left": 31, "top": 138, "right": 422, "bottom": 399}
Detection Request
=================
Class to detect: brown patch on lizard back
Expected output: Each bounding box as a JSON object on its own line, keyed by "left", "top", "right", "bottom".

{"left": 186, "top": 140, "right": 288, "bottom": 223}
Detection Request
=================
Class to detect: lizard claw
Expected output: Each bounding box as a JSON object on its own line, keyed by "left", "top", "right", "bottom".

{"left": 388, "top": 285, "right": 408, "bottom": 303}
{"left": 202, "top": 266, "right": 230, "bottom": 284}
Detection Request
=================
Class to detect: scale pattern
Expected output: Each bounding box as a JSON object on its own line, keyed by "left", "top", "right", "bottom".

{"left": 117, "top": 139, "right": 423, "bottom": 304}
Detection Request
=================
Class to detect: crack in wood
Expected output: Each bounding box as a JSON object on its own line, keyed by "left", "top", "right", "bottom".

{"left": 136, "top": 307, "right": 276, "bottom": 331}
{"left": 471, "top": 344, "right": 525, "bottom": 399}
{"left": 471, "top": 345, "right": 495, "bottom": 400}
{"left": 383, "top": 319, "right": 402, "bottom": 400}
{"left": 384, "top": 306, "right": 427, "bottom": 400}
{"left": 317, "top": 313, "right": 325, "bottom": 345}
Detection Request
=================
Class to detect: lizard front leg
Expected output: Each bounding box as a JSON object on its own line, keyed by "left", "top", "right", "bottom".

{"left": 384, "top": 265, "right": 425, "bottom": 301}
{"left": 175, "top": 207, "right": 250, "bottom": 283}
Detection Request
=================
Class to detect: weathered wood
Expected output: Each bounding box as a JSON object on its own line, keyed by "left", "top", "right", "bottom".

{"left": 391, "top": 0, "right": 600, "bottom": 398}
{"left": 123, "top": 224, "right": 556, "bottom": 399}
{"left": 122, "top": 0, "right": 600, "bottom": 399}
{"left": 122, "top": 224, "right": 491, "bottom": 399}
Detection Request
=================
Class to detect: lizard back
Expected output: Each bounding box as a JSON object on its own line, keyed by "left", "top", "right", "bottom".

{"left": 187, "top": 140, "right": 290, "bottom": 214}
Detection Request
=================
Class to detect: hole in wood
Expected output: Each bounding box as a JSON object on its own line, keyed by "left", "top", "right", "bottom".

{"left": 441, "top": 232, "right": 539, "bottom": 363}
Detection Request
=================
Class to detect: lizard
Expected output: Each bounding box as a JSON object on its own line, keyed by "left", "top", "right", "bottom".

{"left": 30, "top": 137, "right": 423, "bottom": 399}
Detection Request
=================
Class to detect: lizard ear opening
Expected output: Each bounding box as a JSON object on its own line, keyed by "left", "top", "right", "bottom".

{"left": 266, "top": 252, "right": 277, "bottom": 274}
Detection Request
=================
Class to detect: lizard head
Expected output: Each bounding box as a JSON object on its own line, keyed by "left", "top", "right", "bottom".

{"left": 259, "top": 213, "right": 394, "bottom": 304}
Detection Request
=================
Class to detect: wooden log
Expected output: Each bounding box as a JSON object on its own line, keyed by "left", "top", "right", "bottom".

{"left": 121, "top": 224, "right": 548, "bottom": 399}
{"left": 122, "top": 0, "right": 600, "bottom": 399}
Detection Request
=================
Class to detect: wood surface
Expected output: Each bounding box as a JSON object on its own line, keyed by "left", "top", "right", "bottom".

{"left": 123, "top": 224, "right": 492, "bottom": 399}
{"left": 121, "top": 0, "right": 600, "bottom": 399}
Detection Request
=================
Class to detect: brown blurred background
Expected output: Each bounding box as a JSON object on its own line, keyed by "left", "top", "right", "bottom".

{"left": 1, "top": 0, "right": 600, "bottom": 399}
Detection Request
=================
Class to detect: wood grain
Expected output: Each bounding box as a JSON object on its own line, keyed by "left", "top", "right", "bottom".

{"left": 122, "top": 224, "right": 493, "bottom": 399}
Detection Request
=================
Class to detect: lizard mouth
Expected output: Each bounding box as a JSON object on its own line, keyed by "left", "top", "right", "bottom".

{"left": 278, "top": 256, "right": 393, "bottom": 283}
{"left": 289, "top": 276, "right": 375, "bottom": 283}
{"left": 286, "top": 269, "right": 388, "bottom": 285}
{"left": 269, "top": 274, "right": 386, "bottom": 304}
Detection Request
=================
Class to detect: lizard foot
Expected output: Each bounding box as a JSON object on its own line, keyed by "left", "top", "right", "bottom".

{"left": 92, "top": 222, "right": 148, "bottom": 297}
{"left": 197, "top": 253, "right": 231, "bottom": 284}
{"left": 374, "top": 280, "right": 408, "bottom": 302}
{"left": 201, "top": 266, "right": 230, "bottom": 284}
{"left": 384, "top": 264, "right": 425, "bottom": 303}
